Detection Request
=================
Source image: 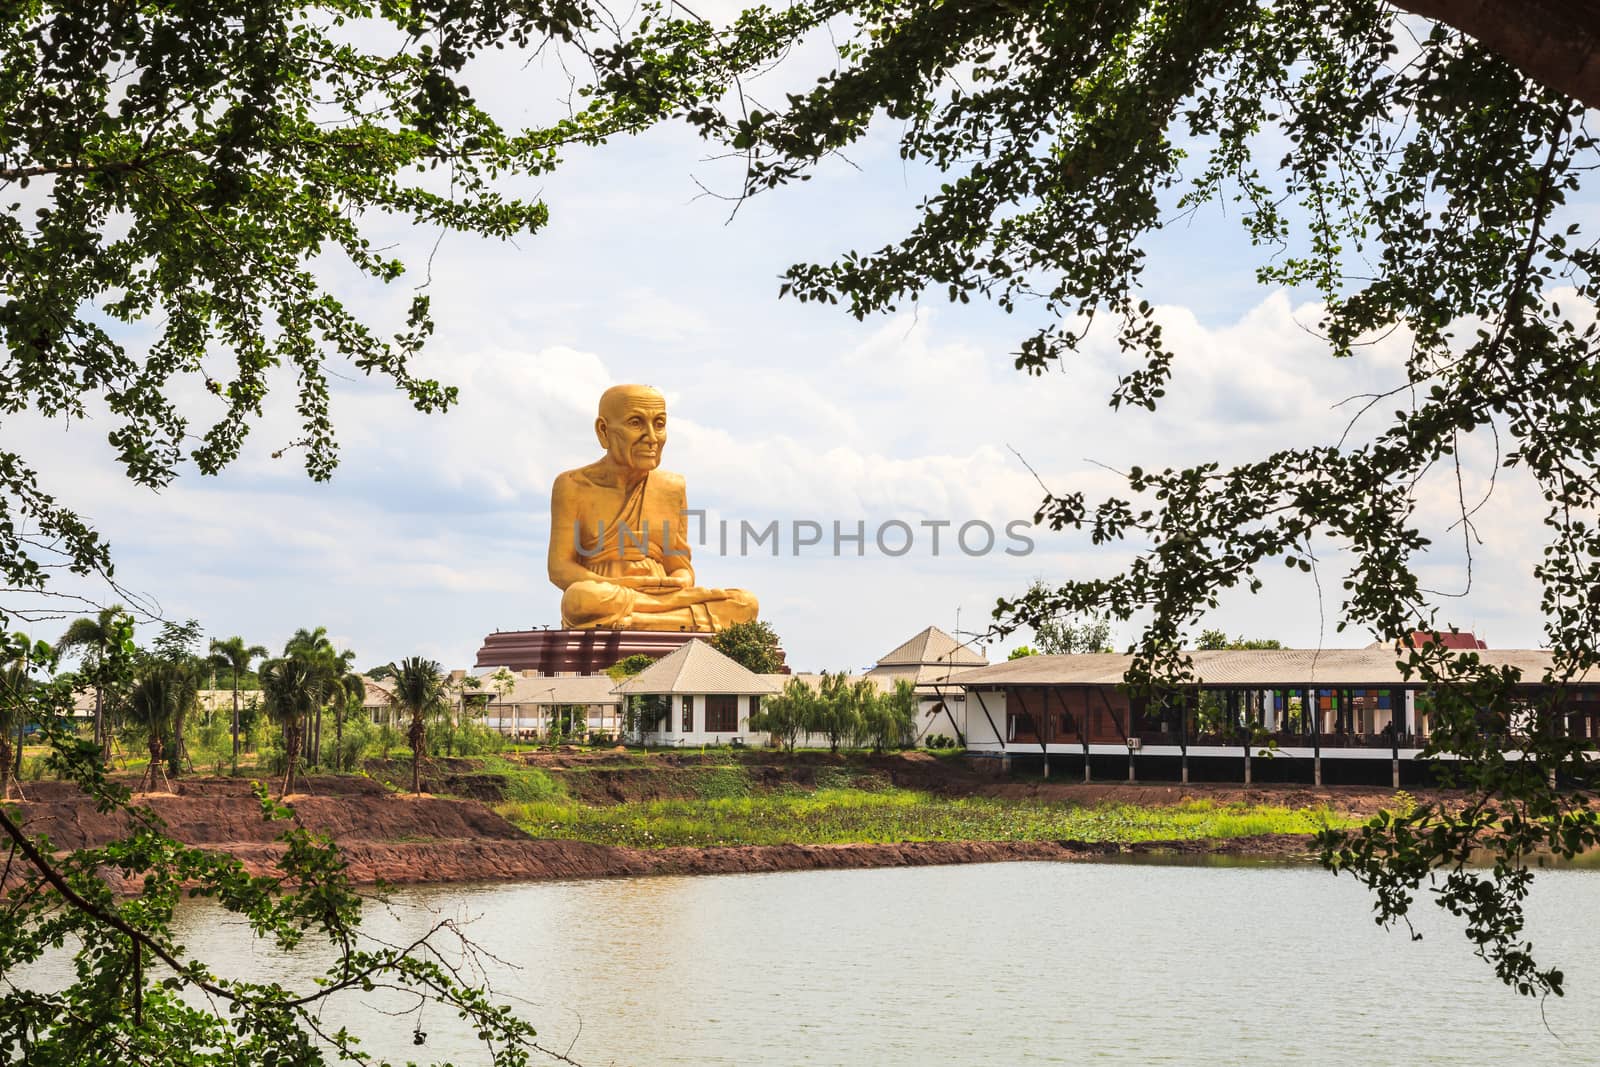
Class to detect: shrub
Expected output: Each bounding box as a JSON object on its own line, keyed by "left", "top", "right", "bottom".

{"left": 749, "top": 677, "right": 815, "bottom": 752}
{"left": 372, "top": 722, "right": 403, "bottom": 761}
{"left": 259, "top": 727, "right": 287, "bottom": 776}
{"left": 333, "top": 713, "right": 375, "bottom": 772}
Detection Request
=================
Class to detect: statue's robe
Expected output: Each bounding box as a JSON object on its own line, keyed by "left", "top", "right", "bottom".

{"left": 558, "top": 469, "right": 758, "bottom": 631}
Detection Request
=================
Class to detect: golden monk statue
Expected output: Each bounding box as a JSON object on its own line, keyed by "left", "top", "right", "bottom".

{"left": 548, "top": 384, "right": 759, "bottom": 631}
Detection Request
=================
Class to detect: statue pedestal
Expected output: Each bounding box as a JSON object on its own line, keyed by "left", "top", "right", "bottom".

{"left": 475, "top": 628, "right": 784, "bottom": 676}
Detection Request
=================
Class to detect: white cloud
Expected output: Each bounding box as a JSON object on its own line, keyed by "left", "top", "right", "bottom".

{"left": 2, "top": 112, "right": 1574, "bottom": 669}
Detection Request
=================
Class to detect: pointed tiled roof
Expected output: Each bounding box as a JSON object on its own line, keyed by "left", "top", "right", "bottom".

{"left": 613, "top": 640, "right": 781, "bottom": 696}
{"left": 875, "top": 625, "right": 987, "bottom": 668}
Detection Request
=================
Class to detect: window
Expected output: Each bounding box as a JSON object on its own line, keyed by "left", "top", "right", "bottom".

{"left": 1006, "top": 710, "right": 1038, "bottom": 743}
{"left": 706, "top": 694, "right": 739, "bottom": 733}
{"left": 681, "top": 696, "right": 693, "bottom": 733}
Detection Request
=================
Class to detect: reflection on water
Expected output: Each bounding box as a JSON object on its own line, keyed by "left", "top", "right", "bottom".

{"left": 142, "top": 861, "right": 1600, "bottom": 1065}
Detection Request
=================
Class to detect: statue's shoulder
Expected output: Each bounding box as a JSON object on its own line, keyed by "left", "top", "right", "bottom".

{"left": 653, "top": 469, "right": 687, "bottom": 493}
{"left": 560, "top": 462, "right": 617, "bottom": 491}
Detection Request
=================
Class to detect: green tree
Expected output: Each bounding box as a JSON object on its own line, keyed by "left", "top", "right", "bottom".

{"left": 808, "top": 671, "right": 862, "bottom": 754}
{"left": 607, "top": 654, "right": 658, "bottom": 679}
{"left": 750, "top": 676, "right": 817, "bottom": 753}
{"left": 884, "top": 678, "right": 919, "bottom": 750}
{"left": 57, "top": 607, "right": 136, "bottom": 758}
{"left": 0, "top": 698, "right": 556, "bottom": 1063}
{"left": 592, "top": 0, "right": 1600, "bottom": 996}
{"left": 364, "top": 663, "right": 398, "bottom": 683}
{"left": 710, "top": 620, "right": 784, "bottom": 674}
{"left": 330, "top": 668, "right": 368, "bottom": 772}
{"left": 1017, "top": 582, "right": 1114, "bottom": 655}
{"left": 0, "top": 3, "right": 649, "bottom": 1054}
{"left": 151, "top": 619, "right": 204, "bottom": 779}
{"left": 283, "top": 627, "right": 356, "bottom": 768}
{"left": 610, "top": 655, "right": 660, "bottom": 737}
{"left": 257, "top": 653, "right": 320, "bottom": 798}
{"left": 490, "top": 666, "right": 518, "bottom": 701}
{"left": 208, "top": 635, "right": 268, "bottom": 769}
{"left": 0, "top": 1, "right": 644, "bottom": 617}
{"left": 1198, "top": 630, "right": 1284, "bottom": 651}
{"left": 854, "top": 678, "right": 917, "bottom": 753}
{"left": 125, "top": 658, "right": 199, "bottom": 792}
{"left": 1007, "top": 645, "right": 1038, "bottom": 660}
{"left": 386, "top": 656, "right": 449, "bottom": 795}
{"left": 0, "top": 639, "right": 44, "bottom": 800}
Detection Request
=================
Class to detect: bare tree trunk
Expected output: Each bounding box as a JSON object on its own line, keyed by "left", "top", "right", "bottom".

{"left": 281, "top": 720, "right": 300, "bottom": 799}
{"left": 94, "top": 687, "right": 108, "bottom": 762}
{"left": 231, "top": 673, "right": 241, "bottom": 765}
{"left": 0, "top": 731, "right": 12, "bottom": 800}
{"left": 168, "top": 706, "right": 185, "bottom": 781}
{"left": 410, "top": 711, "right": 426, "bottom": 794}
{"left": 142, "top": 732, "right": 164, "bottom": 793}
{"left": 311, "top": 703, "right": 323, "bottom": 768}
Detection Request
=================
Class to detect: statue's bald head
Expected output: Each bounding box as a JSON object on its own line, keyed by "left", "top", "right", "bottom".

{"left": 595, "top": 384, "right": 668, "bottom": 472}
{"left": 598, "top": 383, "right": 665, "bottom": 420}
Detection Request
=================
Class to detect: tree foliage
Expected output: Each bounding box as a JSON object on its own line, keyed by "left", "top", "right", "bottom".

{"left": 751, "top": 673, "right": 916, "bottom": 753}
{"left": 0, "top": 3, "right": 653, "bottom": 1057}
{"left": 605, "top": 652, "right": 658, "bottom": 680}
{"left": 0, "top": 637, "right": 41, "bottom": 800}
{"left": 57, "top": 606, "right": 135, "bottom": 757}
{"left": 1196, "top": 629, "right": 1284, "bottom": 651}
{"left": 585, "top": 0, "right": 1600, "bottom": 996}
{"left": 710, "top": 620, "right": 785, "bottom": 674}
{"left": 1009, "top": 583, "right": 1114, "bottom": 655}
{"left": 385, "top": 656, "right": 449, "bottom": 794}
{"left": 209, "top": 634, "right": 268, "bottom": 766}
{"left": 749, "top": 675, "right": 816, "bottom": 753}
{"left": 0, "top": 0, "right": 626, "bottom": 609}
{"left": 853, "top": 678, "right": 917, "bottom": 753}
{"left": 0, "top": 713, "right": 558, "bottom": 1064}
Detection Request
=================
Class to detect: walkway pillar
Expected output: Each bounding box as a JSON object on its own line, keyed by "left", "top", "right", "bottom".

{"left": 1308, "top": 685, "right": 1322, "bottom": 787}
{"left": 1180, "top": 691, "right": 1191, "bottom": 785}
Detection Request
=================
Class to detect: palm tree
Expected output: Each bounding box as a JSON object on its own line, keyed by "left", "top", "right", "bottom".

{"left": 0, "top": 649, "right": 32, "bottom": 800}
{"left": 126, "top": 662, "right": 198, "bottom": 792}
{"left": 58, "top": 606, "right": 132, "bottom": 759}
{"left": 208, "top": 636, "right": 267, "bottom": 767}
{"left": 258, "top": 654, "right": 322, "bottom": 797}
{"left": 385, "top": 657, "right": 448, "bottom": 794}
{"left": 283, "top": 627, "right": 354, "bottom": 767}
{"left": 331, "top": 668, "right": 366, "bottom": 772}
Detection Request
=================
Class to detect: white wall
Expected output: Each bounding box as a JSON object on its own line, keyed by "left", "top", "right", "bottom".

{"left": 633, "top": 691, "right": 979, "bottom": 750}
{"left": 963, "top": 688, "right": 1005, "bottom": 750}
{"left": 642, "top": 693, "right": 766, "bottom": 747}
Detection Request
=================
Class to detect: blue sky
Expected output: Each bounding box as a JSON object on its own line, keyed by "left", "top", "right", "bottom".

{"left": 10, "top": 22, "right": 1568, "bottom": 672}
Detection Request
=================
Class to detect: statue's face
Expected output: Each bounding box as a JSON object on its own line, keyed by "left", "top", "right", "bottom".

{"left": 596, "top": 387, "right": 668, "bottom": 472}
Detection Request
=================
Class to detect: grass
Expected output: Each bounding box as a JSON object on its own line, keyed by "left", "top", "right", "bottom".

{"left": 471, "top": 756, "right": 565, "bottom": 803}
{"left": 497, "top": 789, "right": 1355, "bottom": 849}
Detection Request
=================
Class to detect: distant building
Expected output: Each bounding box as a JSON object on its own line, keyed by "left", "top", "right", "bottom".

{"left": 614, "top": 640, "right": 780, "bottom": 746}
{"left": 865, "top": 625, "right": 986, "bottom": 744}
{"left": 430, "top": 623, "right": 991, "bottom": 748}
{"left": 954, "top": 647, "right": 1600, "bottom": 786}
{"left": 361, "top": 672, "right": 623, "bottom": 738}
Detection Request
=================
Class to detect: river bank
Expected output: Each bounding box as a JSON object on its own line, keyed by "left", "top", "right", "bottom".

{"left": 5, "top": 751, "right": 1428, "bottom": 889}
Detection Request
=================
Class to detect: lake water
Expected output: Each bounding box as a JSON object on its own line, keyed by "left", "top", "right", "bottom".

{"left": 133, "top": 860, "right": 1600, "bottom": 1065}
